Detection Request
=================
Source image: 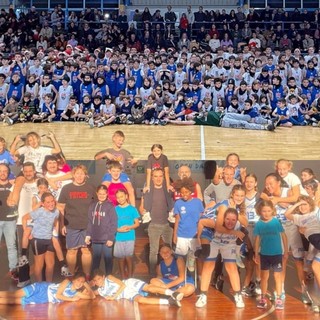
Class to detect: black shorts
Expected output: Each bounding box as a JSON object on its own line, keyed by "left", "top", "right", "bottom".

{"left": 260, "top": 254, "right": 283, "bottom": 272}
{"left": 31, "top": 238, "right": 54, "bottom": 255}
{"left": 308, "top": 234, "right": 320, "bottom": 250}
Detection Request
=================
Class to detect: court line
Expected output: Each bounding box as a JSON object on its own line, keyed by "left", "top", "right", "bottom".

{"left": 250, "top": 305, "right": 275, "bottom": 320}
{"left": 200, "top": 125, "right": 206, "bottom": 160}
{"left": 133, "top": 301, "right": 141, "bottom": 320}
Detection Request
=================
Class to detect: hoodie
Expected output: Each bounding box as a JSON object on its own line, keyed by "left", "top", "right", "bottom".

{"left": 86, "top": 200, "right": 117, "bottom": 243}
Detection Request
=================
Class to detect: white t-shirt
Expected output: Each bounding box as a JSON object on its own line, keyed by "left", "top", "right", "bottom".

{"left": 283, "top": 172, "right": 308, "bottom": 196}
{"left": 45, "top": 171, "right": 72, "bottom": 200}
{"left": 293, "top": 210, "right": 320, "bottom": 238}
{"left": 18, "top": 146, "right": 52, "bottom": 173}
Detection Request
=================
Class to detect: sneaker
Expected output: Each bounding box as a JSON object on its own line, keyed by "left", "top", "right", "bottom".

{"left": 154, "top": 119, "right": 159, "bottom": 125}
{"left": 234, "top": 293, "right": 245, "bottom": 308}
{"left": 168, "top": 296, "right": 181, "bottom": 307}
{"left": 17, "top": 279, "right": 31, "bottom": 288}
{"left": 312, "top": 122, "right": 318, "bottom": 127}
{"left": 149, "top": 118, "right": 155, "bottom": 125}
{"left": 142, "top": 212, "right": 151, "bottom": 224}
{"left": 5, "top": 116, "right": 13, "bottom": 125}
{"left": 10, "top": 269, "right": 19, "bottom": 281}
{"left": 61, "top": 265, "right": 73, "bottom": 277}
{"left": 97, "top": 122, "right": 104, "bottom": 128}
{"left": 186, "top": 252, "right": 195, "bottom": 272}
{"left": 236, "top": 253, "right": 245, "bottom": 268}
{"left": 195, "top": 294, "right": 207, "bottom": 308}
{"left": 7, "top": 205, "right": 19, "bottom": 218}
{"left": 167, "top": 211, "right": 175, "bottom": 223}
{"left": 255, "top": 280, "right": 261, "bottom": 295}
{"left": 214, "top": 275, "right": 224, "bottom": 291}
{"left": 266, "top": 123, "right": 275, "bottom": 131}
{"left": 301, "top": 287, "right": 313, "bottom": 305}
{"left": 241, "top": 286, "right": 254, "bottom": 297}
{"left": 275, "top": 298, "right": 284, "bottom": 310}
{"left": 312, "top": 304, "right": 320, "bottom": 313}
{"left": 48, "top": 117, "right": 52, "bottom": 122}
{"left": 88, "top": 117, "right": 94, "bottom": 128}
{"left": 159, "top": 120, "right": 167, "bottom": 126}
{"left": 172, "top": 292, "right": 184, "bottom": 302}
{"left": 271, "top": 116, "right": 280, "bottom": 126}
{"left": 257, "top": 298, "right": 267, "bottom": 309}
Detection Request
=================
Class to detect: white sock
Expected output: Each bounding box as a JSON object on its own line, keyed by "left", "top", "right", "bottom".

{"left": 165, "top": 289, "right": 174, "bottom": 296}
{"left": 159, "top": 299, "right": 169, "bottom": 305}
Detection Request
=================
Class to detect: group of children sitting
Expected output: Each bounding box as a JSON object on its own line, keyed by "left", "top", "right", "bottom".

{"left": 1, "top": 45, "right": 320, "bottom": 129}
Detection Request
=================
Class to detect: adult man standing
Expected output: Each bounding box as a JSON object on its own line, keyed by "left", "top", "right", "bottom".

{"left": 204, "top": 165, "right": 241, "bottom": 205}
{"left": 0, "top": 163, "right": 18, "bottom": 278}
{"left": 140, "top": 168, "right": 173, "bottom": 277}
{"left": 7, "top": 162, "right": 38, "bottom": 254}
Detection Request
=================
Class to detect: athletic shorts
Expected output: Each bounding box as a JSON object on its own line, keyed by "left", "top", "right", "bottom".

{"left": 21, "top": 282, "right": 50, "bottom": 305}
{"left": 260, "top": 254, "right": 283, "bottom": 272}
{"left": 66, "top": 228, "right": 86, "bottom": 249}
{"left": 282, "top": 222, "right": 304, "bottom": 259}
{"left": 308, "top": 234, "right": 320, "bottom": 250}
{"left": 175, "top": 237, "right": 199, "bottom": 256}
{"left": 114, "top": 240, "right": 135, "bottom": 258}
{"left": 119, "top": 278, "right": 148, "bottom": 301}
{"left": 31, "top": 238, "right": 54, "bottom": 255}
{"left": 206, "top": 241, "right": 236, "bottom": 262}
{"left": 160, "top": 276, "right": 195, "bottom": 290}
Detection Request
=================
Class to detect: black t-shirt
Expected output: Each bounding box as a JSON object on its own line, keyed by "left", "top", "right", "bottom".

{"left": 58, "top": 182, "right": 96, "bottom": 230}
{"left": 0, "top": 182, "right": 14, "bottom": 221}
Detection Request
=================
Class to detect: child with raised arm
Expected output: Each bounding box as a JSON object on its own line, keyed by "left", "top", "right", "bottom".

{"left": 254, "top": 200, "right": 288, "bottom": 310}
{"left": 114, "top": 189, "right": 140, "bottom": 279}
{"left": 95, "top": 131, "right": 137, "bottom": 205}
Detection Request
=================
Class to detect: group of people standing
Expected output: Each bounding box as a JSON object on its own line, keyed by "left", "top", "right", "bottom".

{"left": 0, "top": 130, "right": 319, "bottom": 314}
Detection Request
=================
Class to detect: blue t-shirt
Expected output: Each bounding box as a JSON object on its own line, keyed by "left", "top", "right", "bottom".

{"left": 30, "top": 207, "right": 59, "bottom": 239}
{"left": 174, "top": 198, "right": 204, "bottom": 238}
{"left": 254, "top": 217, "right": 284, "bottom": 255}
{"left": 115, "top": 204, "right": 140, "bottom": 241}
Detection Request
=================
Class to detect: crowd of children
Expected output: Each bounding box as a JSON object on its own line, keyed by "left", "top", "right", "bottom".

{"left": 1, "top": 38, "right": 320, "bottom": 130}
{"left": 0, "top": 129, "right": 320, "bottom": 314}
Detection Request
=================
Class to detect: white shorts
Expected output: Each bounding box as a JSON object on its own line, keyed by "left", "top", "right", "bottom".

{"left": 119, "top": 278, "right": 147, "bottom": 301}
{"left": 283, "top": 222, "right": 304, "bottom": 260}
{"left": 175, "top": 237, "right": 199, "bottom": 256}
{"left": 206, "top": 241, "right": 237, "bottom": 262}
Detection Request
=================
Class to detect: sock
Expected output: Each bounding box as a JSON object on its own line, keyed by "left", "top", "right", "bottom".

{"left": 281, "top": 283, "right": 285, "bottom": 293}
{"left": 21, "top": 248, "right": 27, "bottom": 256}
{"left": 58, "top": 260, "right": 66, "bottom": 268}
{"left": 165, "top": 289, "right": 174, "bottom": 296}
{"left": 200, "top": 291, "right": 207, "bottom": 295}
{"left": 159, "top": 299, "right": 169, "bottom": 305}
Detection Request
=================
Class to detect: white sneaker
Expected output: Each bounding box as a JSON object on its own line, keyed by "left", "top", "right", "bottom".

{"left": 195, "top": 294, "right": 207, "bottom": 308}
{"left": 142, "top": 212, "right": 151, "bottom": 223}
{"left": 88, "top": 117, "right": 94, "bottom": 128}
{"left": 167, "top": 211, "right": 176, "bottom": 223}
{"left": 17, "top": 279, "right": 31, "bottom": 288}
{"left": 234, "top": 293, "right": 245, "bottom": 308}
{"left": 61, "top": 265, "right": 73, "bottom": 277}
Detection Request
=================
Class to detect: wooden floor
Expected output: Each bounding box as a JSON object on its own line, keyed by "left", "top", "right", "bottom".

{"left": 2, "top": 122, "right": 320, "bottom": 160}
{"left": 1, "top": 122, "right": 320, "bottom": 319}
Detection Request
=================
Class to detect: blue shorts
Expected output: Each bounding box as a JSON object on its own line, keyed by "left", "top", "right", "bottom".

{"left": 260, "top": 254, "right": 283, "bottom": 272}
{"left": 22, "top": 282, "right": 50, "bottom": 305}
{"left": 161, "top": 276, "right": 195, "bottom": 290}
{"left": 102, "top": 173, "right": 130, "bottom": 183}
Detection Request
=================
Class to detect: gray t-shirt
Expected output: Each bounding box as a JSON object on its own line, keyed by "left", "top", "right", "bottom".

{"left": 151, "top": 187, "right": 169, "bottom": 225}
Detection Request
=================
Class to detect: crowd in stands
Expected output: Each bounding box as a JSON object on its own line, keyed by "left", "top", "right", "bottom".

{"left": 0, "top": 6, "right": 320, "bottom": 129}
